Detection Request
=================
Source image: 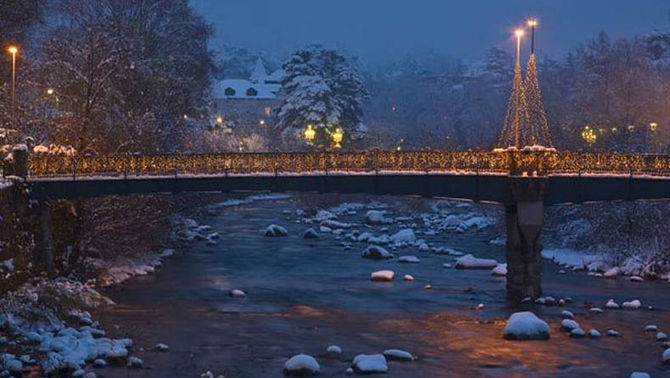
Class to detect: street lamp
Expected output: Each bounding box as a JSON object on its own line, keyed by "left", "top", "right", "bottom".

{"left": 527, "top": 18, "right": 538, "bottom": 54}
{"left": 581, "top": 125, "right": 597, "bottom": 146}
{"left": 46, "top": 88, "right": 54, "bottom": 96}
{"left": 514, "top": 29, "right": 524, "bottom": 66}
{"left": 650, "top": 122, "right": 658, "bottom": 132}
{"left": 303, "top": 124, "right": 316, "bottom": 144}
{"left": 331, "top": 126, "right": 344, "bottom": 148}
{"left": 7, "top": 45, "right": 18, "bottom": 130}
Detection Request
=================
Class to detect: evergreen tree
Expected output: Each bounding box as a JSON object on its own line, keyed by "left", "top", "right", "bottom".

{"left": 277, "top": 45, "right": 368, "bottom": 148}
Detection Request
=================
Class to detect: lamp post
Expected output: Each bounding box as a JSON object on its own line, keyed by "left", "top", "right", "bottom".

{"left": 331, "top": 126, "right": 344, "bottom": 149}
{"left": 7, "top": 45, "right": 18, "bottom": 130}
{"left": 514, "top": 29, "right": 524, "bottom": 66}
{"left": 527, "top": 18, "right": 538, "bottom": 54}
{"left": 303, "top": 124, "right": 316, "bottom": 145}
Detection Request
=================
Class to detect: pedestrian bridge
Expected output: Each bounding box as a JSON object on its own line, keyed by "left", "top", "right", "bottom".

{"left": 13, "top": 149, "right": 670, "bottom": 304}
{"left": 24, "top": 150, "right": 670, "bottom": 204}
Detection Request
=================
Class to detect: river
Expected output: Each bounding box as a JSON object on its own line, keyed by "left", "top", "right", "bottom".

{"left": 95, "top": 194, "right": 670, "bottom": 377}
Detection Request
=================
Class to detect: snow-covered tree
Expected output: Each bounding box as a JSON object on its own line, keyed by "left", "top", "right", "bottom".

{"left": 37, "top": 0, "right": 214, "bottom": 154}
{"left": 277, "top": 45, "right": 368, "bottom": 148}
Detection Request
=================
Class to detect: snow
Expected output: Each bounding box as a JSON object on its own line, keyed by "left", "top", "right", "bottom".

{"left": 663, "top": 348, "right": 670, "bottom": 364}
{"left": 588, "top": 329, "right": 601, "bottom": 338}
{"left": 209, "top": 193, "right": 292, "bottom": 210}
{"left": 352, "top": 354, "right": 388, "bottom": 373}
{"left": 644, "top": 325, "right": 658, "bottom": 332}
{"left": 604, "top": 267, "right": 619, "bottom": 278}
{"left": 403, "top": 274, "right": 414, "bottom": 281}
{"left": 570, "top": 328, "right": 586, "bottom": 338}
{"left": 127, "top": 356, "right": 143, "bottom": 368}
{"left": 371, "top": 270, "right": 395, "bottom": 282}
{"left": 365, "top": 210, "right": 393, "bottom": 225}
{"left": 606, "top": 299, "right": 620, "bottom": 309}
{"left": 383, "top": 349, "right": 414, "bottom": 361}
{"left": 320, "top": 220, "right": 351, "bottom": 229}
{"left": 561, "top": 310, "right": 574, "bottom": 319}
{"left": 657, "top": 332, "right": 668, "bottom": 341}
{"left": 326, "top": 345, "right": 342, "bottom": 355}
{"left": 622, "top": 299, "right": 641, "bottom": 310}
{"left": 502, "top": 312, "right": 550, "bottom": 340}
{"left": 491, "top": 264, "right": 507, "bottom": 276}
{"left": 561, "top": 319, "right": 580, "bottom": 331}
{"left": 264, "top": 224, "right": 288, "bottom": 237}
{"left": 284, "top": 354, "right": 320, "bottom": 375}
{"left": 155, "top": 343, "right": 169, "bottom": 352}
{"left": 303, "top": 228, "right": 319, "bottom": 239}
{"left": 398, "top": 255, "right": 420, "bottom": 263}
{"left": 630, "top": 373, "right": 650, "bottom": 378}
{"left": 314, "top": 210, "right": 337, "bottom": 222}
{"left": 454, "top": 254, "right": 498, "bottom": 269}
{"left": 230, "top": 289, "right": 247, "bottom": 298}
{"left": 362, "top": 245, "right": 393, "bottom": 260}
{"left": 541, "top": 249, "right": 604, "bottom": 270}
{"left": 390, "top": 229, "right": 416, "bottom": 244}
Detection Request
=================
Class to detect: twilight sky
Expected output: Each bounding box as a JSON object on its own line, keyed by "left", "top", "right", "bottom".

{"left": 191, "top": 0, "right": 670, "bottom": 64}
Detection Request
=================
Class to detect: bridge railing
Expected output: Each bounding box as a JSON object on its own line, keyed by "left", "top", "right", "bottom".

{"left": 25, "top": 151, "right": 670, "bottom": 178}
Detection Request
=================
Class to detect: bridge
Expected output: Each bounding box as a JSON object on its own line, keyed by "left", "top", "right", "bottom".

{"left": 4, "top": 148, "right": 670, "bottom": 304}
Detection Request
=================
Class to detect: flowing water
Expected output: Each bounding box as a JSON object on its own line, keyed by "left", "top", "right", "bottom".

{"left": 96, "top": 195, "right": 670, "bottom": 377}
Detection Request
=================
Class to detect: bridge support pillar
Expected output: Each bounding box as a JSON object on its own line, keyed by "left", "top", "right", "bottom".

{"left": 34, "top": 201, "right": 55, "bottom": 274}
{"left": 506, "top": 179, "right": 545, "bottom": 305}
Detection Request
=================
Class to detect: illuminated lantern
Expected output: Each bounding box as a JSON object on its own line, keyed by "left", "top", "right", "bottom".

{"left": 650, "top": 122, "right": 658, "bottom": 132}
{"left": 581, "top": 126, "right": 597, "bottom": 146}
{"left": 331, "top": 126, "right": 344, "bottom": 148}
{"left": 303, "top": 124, "right": 316, "bottom": 144}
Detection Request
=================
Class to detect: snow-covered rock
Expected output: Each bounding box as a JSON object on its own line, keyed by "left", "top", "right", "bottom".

{"left": 302, "top": 228, "right": 319, "bottom": 239}
{"left": 491, "top": 264, "right": 507, "bottom": 276}
{"left": 657, "top": 332, "right": 669, "bottom": 341}
{"left": 424, "top": 284, "right": 432, "bottom": 290}
{"left": 127, "top": 356, "right": 143, "bottom": 368}
{"left": 315, "top": 210, "right": 337, "bottom": 222}
{"left": 455, "top": 254, "right": 497, "bottom": 270}
{"left": 155, "top": 343, "right": 169, "bottom": 352}
{"left": 284, "top": 354, "right": 320, "bottom": 376}
{"left": 630, "top": 373, "right": 650, "bottom": 378}
{"left": 403, "top": 274, "right": 414, "bottom": 282}
{"left": 371, "top": 270, "right": 395, "bottom": 282}
{"left": 398, "top": 255, "right": 420, "bottom": 263}
{"left": 561, "top": 310, "right": 574, "bottom": 319}
{"left": 663, "top": 348, "right": 670, "bottom": 364}
{"left": 570, "top": 328, "right": 586, "bottom": 338}
{"left": 605, "top": 299, "right": 620, "bottom": 309}
{"left": 622, "top": 299, "right": 641, "bottom": 310}
{"left": 320, "top": 220, "right": 351, "bottom": 230}
{"left": 630, "top": 276, "right": 644, "bottom": 282}
{"left": 230, "top": 289, "right": 246, "bottom": 298}
{"left": 588, "top": 329, "right": 601, "bottom": 338}
{"left": 264, "top": 224, "right": 288, "bottom": 237}
{"left": 502, "top": 312, "right": 550, "bottom": 340}
{"left": 362, "top": 246, "right": 393, "bottom": 260}
{"left": 326, "top": 345, "right": 342, "bottom": 356}
{"left": 561, "top": 319, "right": 580, "bottom": 332}
{"left": 365, "top": 210, "right": 392, "bottom": 225}
{"left": 390, "top": 229, "right": 416, "bottom": 244}
{"left": 93, "top": 359, "right": 106, "bottom": 368}
{"left": 603, "top": 267, "right": 619, "bottom": 278}
{"left": 645, "top": 325, "right": 658, "bottom": 332}
{"left": 352, "top": 354, "right": 388, "bottom": 373}
{"left": 607, "top": 329, "right": 621, "bottom": 337}
{"left": 383, "top": 349, "right": 414, "bottom": 361}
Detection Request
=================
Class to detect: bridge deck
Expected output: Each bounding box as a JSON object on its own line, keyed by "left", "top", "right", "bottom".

{"left": 27, "top": 172, "right": 670, "bottom": 205}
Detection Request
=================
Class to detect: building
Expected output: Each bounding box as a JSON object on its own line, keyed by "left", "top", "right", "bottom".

{"left": 211, "top": 59, "right": 284, "bottom": 130}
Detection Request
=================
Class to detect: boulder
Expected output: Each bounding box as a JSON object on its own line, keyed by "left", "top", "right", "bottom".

{"left": 502, "top": 312, "right": 550, "bottom": 340}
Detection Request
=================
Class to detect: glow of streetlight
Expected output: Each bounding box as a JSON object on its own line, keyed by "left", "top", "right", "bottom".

{"left": 331, "top": 126, "right": 344, "bottom": 148}
{"left": 7, "top": 46, "right": 18, "bottom": 55}
{"left": 514, "top": 29, "right": 524, "bottom": 39}
{"left": 303, "top": 124, "right": 316, "bottom": 144}
{"left": 527, "top": 19, "right": 538, "bottom": 27}
{"left": 650, "top": 122, "right": 658, "bottom": 132}
{"left": 47, "top": 88, "right": 54, "bottom": 95}
{"left": 7, "top": 45, "right": 19, "bottom": 131}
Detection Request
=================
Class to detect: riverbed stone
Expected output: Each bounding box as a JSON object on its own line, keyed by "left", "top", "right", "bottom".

{"left": 283, "top": 354, "right": 320, "bottom": 376}
{"left": 503, "top": 312, "right": 550, "bottom": 340}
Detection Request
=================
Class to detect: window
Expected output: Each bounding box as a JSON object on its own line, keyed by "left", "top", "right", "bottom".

{"left": 224, "top": 87, "right": 236, "bottom": 96}
{"left": 246, "top": 87, "right": 258, "bottom": 97}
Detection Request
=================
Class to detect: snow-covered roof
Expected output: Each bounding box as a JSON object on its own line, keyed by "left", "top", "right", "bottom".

{"left": 250, "top": 58, "right": 267, "bottom": 84}
{"left": 265, "top": 69, "right": 286, "bottom": 83}
{"left": 213, "top": 79, "right": 279, "bottom": 100}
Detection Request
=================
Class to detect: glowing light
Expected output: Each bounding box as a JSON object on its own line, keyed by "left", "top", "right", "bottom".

{"left": 611, "top": 127, "right": 617, "bottom": 133}
{"left": 650, "top": 122, "right": 658, "bottom": 132}
{"left": 7, "top": 45, "right": 18, "bottom": 55}
{"left": 216, "top": 116, "right": 223, "bottom": 125}
{"left": 303, "top": 124, "right": 316, "bottom": 144}
{"left": 47, "top": 88, "right": 54, "bottom": 95}
{"left": 627, "top": 125, "right": 635, "bottom": 132}
{"left": 581, "top": 126, "right": 597, "bottom": 145}
{"left": 515, "top": 29, "right": 525, "bottom": 38}
{"left": 259, "top": 119, "right": 266, "bottom": 126}
{"left": 527, "top": 19, "right": 538, "bottom": 27}
{"left": 183, "top": 114, "right": 188, "bottom": 120}
{"left": 331, "top": 127, "right": 344, "bottom": 148}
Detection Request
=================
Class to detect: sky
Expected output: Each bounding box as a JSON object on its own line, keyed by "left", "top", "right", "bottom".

{"left": 191, "top": 0, "right": 670, "bottom": 65}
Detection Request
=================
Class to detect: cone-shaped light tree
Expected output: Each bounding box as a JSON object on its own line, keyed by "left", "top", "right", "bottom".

{"left": 523, "top": 19, "right": 553, "bottom": 148}
{"left": 498, "top": 29, "right": 527, "bottom": 149}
